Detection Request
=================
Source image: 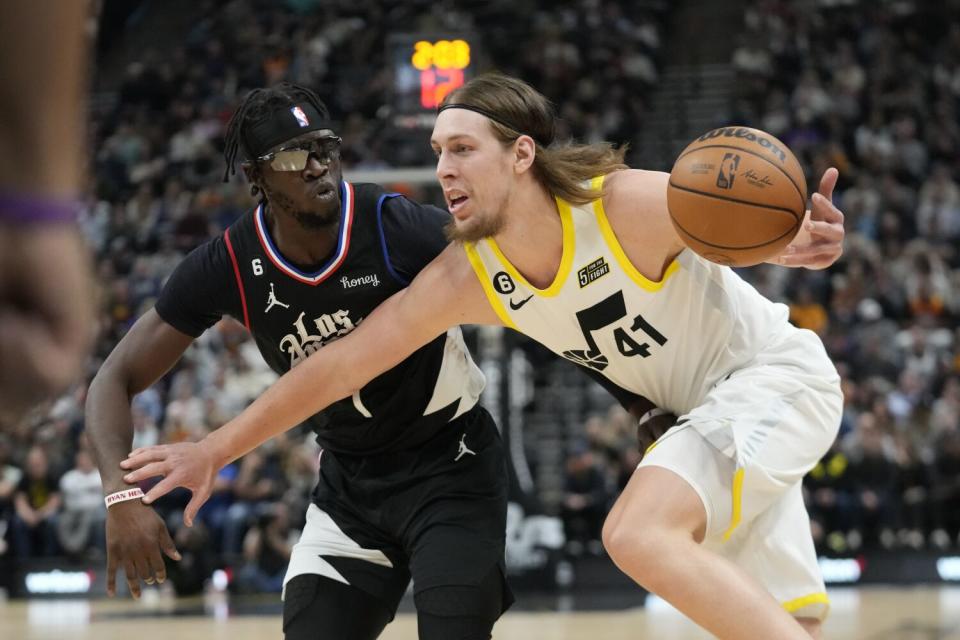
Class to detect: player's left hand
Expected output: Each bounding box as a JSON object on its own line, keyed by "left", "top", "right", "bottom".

{"left": 774, "top": 167, "right": 844, "bottom": 269}
{"left": 120, "top": 441, "right": 217, "bottom": 528}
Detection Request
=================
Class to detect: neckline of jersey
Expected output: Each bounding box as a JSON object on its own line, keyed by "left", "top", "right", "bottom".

{"left": 483, "top": 194, "right": 575, "bottom": 297}
{"left": 254, "top": 180, "right": 354, "bottom": 285}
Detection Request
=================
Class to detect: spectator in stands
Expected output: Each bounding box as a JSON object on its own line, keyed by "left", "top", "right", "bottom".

{"left": 11, "top": 446, "right": 61, "bottom": 557}
{"left": 197, "top": 462, "right": 238, "bottom": 555}
{"left": 930, "top": 430, "right": 960, "bottom": 548}
{"left": 805, "top": 439, "right": 856, "bottom": 553}
{"left": 235, "top": 502, "right": 296, "bottom": 593}
{"left": 57, "top": 446, "right": 106, "bottom": 558}
{"left": 222, "top": 446, "right": 284, "bottom": 555}
{"left": 789, "top": 284, "right": 829, "bottom": 336}
{"left": 893, "top": 434, "right": 934, "bottom": 550}
{"left": 846, "top": 413, "right": 899, "bottom": 549}
{"left": 560, "top": 441, "right": 610, "bottom": 556}
{"left": 0, "top": 436, "right": 23, "bottom": 556}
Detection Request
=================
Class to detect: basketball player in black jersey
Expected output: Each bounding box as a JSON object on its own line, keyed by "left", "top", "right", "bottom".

{"left": 87, "top": 83, "right": 668, "bottom": 638}
{"left": 85, "top": 83, "right": 515, "bottom": 640}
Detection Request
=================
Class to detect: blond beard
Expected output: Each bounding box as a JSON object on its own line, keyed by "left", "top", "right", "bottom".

{"left": 444, "top": 208, "right": 506, "bottom": 243}
{"left": 444, "top": 185, "right": 511, "bottom": 243}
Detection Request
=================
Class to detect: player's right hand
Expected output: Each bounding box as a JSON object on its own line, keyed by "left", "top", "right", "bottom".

{"left": 121, "top": 440, "right": 217, "bottom": 527}
{"left": 105, "top": 500, "right": 180, "bottom": 599}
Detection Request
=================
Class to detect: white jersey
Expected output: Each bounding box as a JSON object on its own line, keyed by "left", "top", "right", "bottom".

{"left": 464, "top": 175, "right": 800, "bottom": 416}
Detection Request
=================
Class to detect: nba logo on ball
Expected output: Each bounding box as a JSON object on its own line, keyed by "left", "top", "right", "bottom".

{"left": 716, "top": 153, "right": 740, "bottom": 189}
{"left": 291, "top": 106, "right": 310, "bottom": 127}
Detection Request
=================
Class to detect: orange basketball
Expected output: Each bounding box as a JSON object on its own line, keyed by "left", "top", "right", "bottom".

{"left": 666, "top": 126, "right": 807, "bottom": 267}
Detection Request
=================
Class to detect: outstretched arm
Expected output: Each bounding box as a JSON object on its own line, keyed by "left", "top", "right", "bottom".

{"left": 121, "top": 245, "right": 499, "bottom": 524}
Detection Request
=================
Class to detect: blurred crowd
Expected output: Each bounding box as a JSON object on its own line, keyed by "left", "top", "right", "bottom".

{"left": 0, "top": 0, "right": 667, "bottom": 593}
{"left": 2, "top": 0, "right": 958, "bottom": 595}
{"left": 561, "top": 0, "right": 960, "bottom": 558}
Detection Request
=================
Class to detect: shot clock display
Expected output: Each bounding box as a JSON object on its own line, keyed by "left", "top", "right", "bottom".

{"left": 389, "top": 34, "right": 478, "bottom": 121}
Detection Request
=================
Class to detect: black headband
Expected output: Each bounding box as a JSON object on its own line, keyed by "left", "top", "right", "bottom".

{"left": 242, "top": 103, "right": 332, "bottom": 159}
{"left": 437, "top": 103, "right": 550, "bottom": 147}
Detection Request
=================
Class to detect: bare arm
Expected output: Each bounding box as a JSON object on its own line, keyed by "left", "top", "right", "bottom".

{"left": 86, "top": 309, "right": 194, "bottom": 495}
{"left": 604, "top": 168, "right": 844, "bottom": 273}
{"left": 0, "top": 0, "right": 89, "bottom": 197}
{"left": 0, "top": 2, "right": 95, "bottom": 425}
{"left": 202, "top": 244, "right": 493, "bottom": 469}
{"left": 85, "top": 309, "right": 191, "bottom": 597}
{"left": 121, "top": 245, "right": 500, "bottom": 523}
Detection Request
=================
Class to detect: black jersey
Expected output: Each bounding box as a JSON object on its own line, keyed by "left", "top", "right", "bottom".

{"left": 155, "top": 181, "right": 485, "bottom": 455}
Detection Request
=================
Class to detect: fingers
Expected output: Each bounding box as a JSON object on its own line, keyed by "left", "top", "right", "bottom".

{"left": 775, "top": 251, "right": 839, "bottom": 268}
{"left": 802, "top": 217, "right": 844, "bottom": 243}
{"left": 123, "top": 560, "right": 141, "bottom": 599}
{"left": 184, "top": 490, "right": 210, "bottom": 528}
{"left": 818, "top": 167, "right": 839, "bottom": 201}
{"left": 106, "top": 552, "right": 118, "bottom": 597}
{"left": 120, "top": 446, "right": 168, "bottom": 470}
{"left": 146, "top": 547, "right": 166, "bottom": 585}
{"left": 133, "top": 555, "right": 152, "bottom": 588}
{"left": 142, "top": 476, "right": 180, "bottom": 505}
{"left": 809, "top": 192, "right": 844, "bottom": 224}
{"left": 160, "top": 525, "right": 182, "bottom": 561}
{"left": 122, "top": 461, "right": 169, "bottom": 484}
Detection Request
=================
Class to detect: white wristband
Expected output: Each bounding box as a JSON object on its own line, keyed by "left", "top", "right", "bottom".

{"left": 104, "top": 487, "right": 144, "bottom": 509}
{"left": 637, "top": 407, "right": 669, "bottom": 426}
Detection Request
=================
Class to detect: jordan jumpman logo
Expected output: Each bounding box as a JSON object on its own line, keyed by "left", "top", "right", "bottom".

{"left": 454, "top": 433, "right": 476, "bottom": 461}
{"left": 265, "top": 283, "right": 290, "bottom": 313}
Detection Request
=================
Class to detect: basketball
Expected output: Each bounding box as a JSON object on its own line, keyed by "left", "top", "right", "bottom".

{"left": 666, "top": 126, "right": 807, "bottom": 267}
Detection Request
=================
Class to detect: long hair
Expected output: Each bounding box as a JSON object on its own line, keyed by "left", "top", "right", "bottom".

{"left": 222, "top": 82, "right": 331, "bottom": 182}
{"left": 440, "top": 73, "right": 627, "bottom": 205}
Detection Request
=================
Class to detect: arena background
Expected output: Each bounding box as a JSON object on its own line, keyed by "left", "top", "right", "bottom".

{"left": 3, "top": 0, "right": 960, "bottom": 638}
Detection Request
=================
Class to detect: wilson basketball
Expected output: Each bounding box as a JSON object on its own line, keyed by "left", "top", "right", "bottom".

{"left": 666, "top": 126, "right": 807, "bottom": 267}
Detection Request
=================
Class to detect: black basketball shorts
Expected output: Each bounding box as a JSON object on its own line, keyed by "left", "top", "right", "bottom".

{"left": 282, "top": 405, "right": 514, "bottom": 620}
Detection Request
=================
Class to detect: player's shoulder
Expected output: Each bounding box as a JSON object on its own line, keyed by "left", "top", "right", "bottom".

{"left": 350, "top": 181, "right": 388, "bottom": 198}
{"left": 600, "top": 169, "right": 682, "bottom": 253}
{"left": 376, "top": 189, "right": 449, "bottom": 219}
{"left": 602, "top": 169, "right": 669, "bottom": 209}
{"left": 349, "top": 181, "right": 394, "bottom": 211}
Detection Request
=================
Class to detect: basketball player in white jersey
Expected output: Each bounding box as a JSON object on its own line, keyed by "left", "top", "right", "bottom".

{"left": 120, "top": 74, "right": 846, "bottom": 639}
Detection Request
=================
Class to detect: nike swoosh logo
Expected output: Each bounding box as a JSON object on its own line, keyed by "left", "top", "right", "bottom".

{"left": 509, "top": 295, "right": 534, "bottom": 310}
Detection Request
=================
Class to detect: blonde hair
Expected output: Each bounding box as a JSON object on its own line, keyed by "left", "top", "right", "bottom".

{"left": 440, "top": 73, "right": 627, "bottom": 205}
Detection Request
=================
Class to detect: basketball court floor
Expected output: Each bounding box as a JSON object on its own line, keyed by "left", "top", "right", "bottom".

{"left": 4, "top": 586, "right": 959, "bottom": 639}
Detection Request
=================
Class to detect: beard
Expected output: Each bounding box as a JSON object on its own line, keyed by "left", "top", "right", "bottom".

{"left": 443, "top": 186, "right": 510, "bottom": 243}
{"left": 292, "top": 207, "right": 339, "bottom": 229}
{"left": 444, "top": 209, "right": 507, "bottom": 243}
{"left": 267, "top": 189, "right": 340, "bottom": 229}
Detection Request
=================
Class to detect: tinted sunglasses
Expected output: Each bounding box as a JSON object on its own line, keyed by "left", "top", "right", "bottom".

{"left": 255, "top": 136, "right": 342, "bottom": 171}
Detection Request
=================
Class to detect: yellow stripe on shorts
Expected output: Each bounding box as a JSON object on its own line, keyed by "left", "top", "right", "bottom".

{"left": 782, "top": 591, "right": 830, "bottom": 615}
{"left": 722, "top": 467, "right": 745, "bottom": 541}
